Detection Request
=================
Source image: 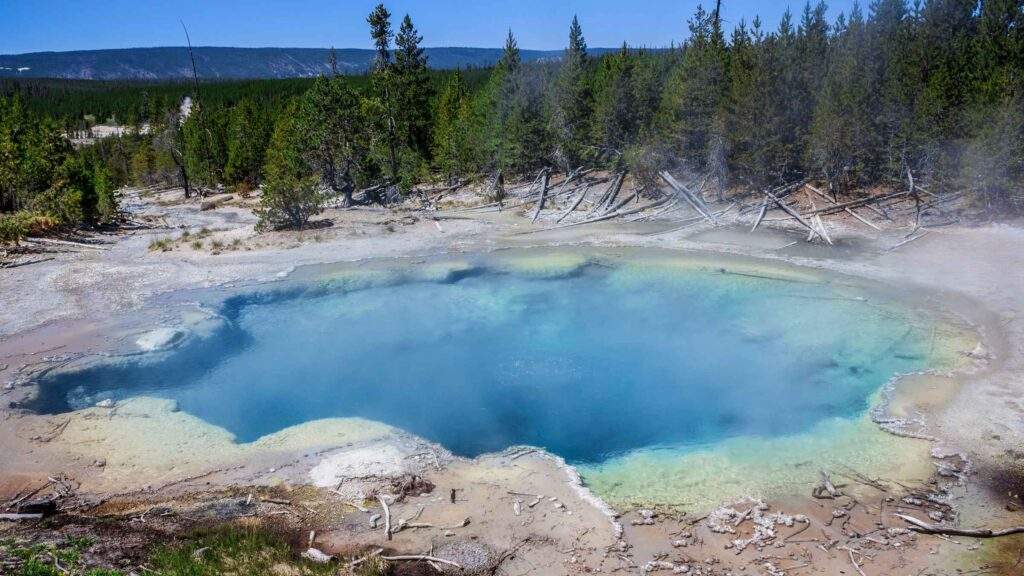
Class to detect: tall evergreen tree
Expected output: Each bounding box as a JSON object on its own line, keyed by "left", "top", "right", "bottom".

{"left": 655, "top": 4, "right": 729, "bottom": 185}
{"left": 432, "top": 71, "right": 474, "bottom": 180}
{"left": 469, "top": 30, "right": 524, "bottom": 173}
{"left": 592, "top": 44, "right": 637, "bottom": 156}
{"left": 366, "top": 4, "right": 400, "bottom": 184}
{"left": 224, "top": 98, "right": 270, "bottom": 189}
{"left": 394, "top": 14, "right": 434, "bottom": 163}
{"left": 725, "top": 19, "right": 779, "bottom": 185}
{"left": 809, "top": 3, "right": 876, "bottom": 190}
{"left": 551, "top": 16, "right": 593, "bottom": 170}
{"left": 367, "top": 4, "right": 393, "bottom": 71}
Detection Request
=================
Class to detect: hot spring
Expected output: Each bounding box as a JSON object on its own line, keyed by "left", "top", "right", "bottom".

{"left": 31, "top": 252, "right": 965, "bottom": 507}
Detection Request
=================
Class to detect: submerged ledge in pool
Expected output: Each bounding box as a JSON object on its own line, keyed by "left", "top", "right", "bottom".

{"left": 30, "top": 251, "right": 969, "bottom": 504}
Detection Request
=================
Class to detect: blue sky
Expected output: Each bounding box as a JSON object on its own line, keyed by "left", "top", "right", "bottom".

{"left": 1, "top": 1, "right": 859, "bottom": 54}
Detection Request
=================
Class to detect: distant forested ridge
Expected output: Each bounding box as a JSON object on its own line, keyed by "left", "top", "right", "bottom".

{"left": 0, "top": 46, "right": 623, "bottom": 80}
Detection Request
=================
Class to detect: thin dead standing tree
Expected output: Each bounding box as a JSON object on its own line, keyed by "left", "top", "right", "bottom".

{"left": 167, "top": 20, "right": 202, "bottom": 199}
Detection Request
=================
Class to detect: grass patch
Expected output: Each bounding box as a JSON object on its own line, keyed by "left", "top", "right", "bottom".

{"left": 2, "top": 526, "right": 391, "bottom": 576}
{"left": 148, "top": 237, "right": 173, "bottom": 252}
{"left": 147, "top": 527, "right": 372, "bottom": 576}
{"left": 0, "top": 535, "right": 120, "bottom": 576}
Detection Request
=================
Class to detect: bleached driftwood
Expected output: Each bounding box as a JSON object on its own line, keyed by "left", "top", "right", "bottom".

{"left": 895, "top": 514, "right": 1024, "bottom": 538}
{"left": 350, "top": 548, "right": 384, "bottom": 568}
{"left": 522, "top": 197, "right": 670, "bottom": 234}
{"left": 805, "top": 183, "right": 881, "bottom": 230}
{"left": 557, "top": 184, "right": 592, "bottom": 223}
{"left": 377, "top": 494, "right": 392, "bottom": 541}
{"left": 887, "top": 230, "right": 929, "bottom": 252}
{"left": 381, "top": 555, "right": 463, "bottom": 569}
{"left": 750, "top": 195, "right": 769, "bottom": 232}
{"left": 0, "top": 513, "right": 44, "bottom": 521}
{"left": 660, "top": 171, "right": 716, "bottom": 224}
{"left": 801, "top": 190, "right": 911, "bottom": 217}
{"left": 765, "top": 191, "right": 830, "bottom": 245}
{"left": 589, "top": 173, "right": 625, "bottom": 217}
{"left": 811, "top": 470, "right": 842, "bottom": 499}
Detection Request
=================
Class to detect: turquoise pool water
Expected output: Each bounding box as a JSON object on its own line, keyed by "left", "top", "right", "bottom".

{"left": 33, "top": 256, "right": 940, "bottom": 468}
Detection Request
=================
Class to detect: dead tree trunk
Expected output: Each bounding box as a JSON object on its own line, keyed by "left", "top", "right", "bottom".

{"left": 531, "top": 169, "right": 551, "bottom": 222}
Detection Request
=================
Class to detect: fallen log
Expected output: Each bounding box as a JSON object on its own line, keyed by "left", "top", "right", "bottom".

{"left": 200, "top": 193, "right": 233, "bottom": 211}
{"left": 641, "top": 203, "right": 736, "bottom": 236}
{"left": 635, "top": 197, "right": 682, "bottom": 222}
{"left": 895, "top": 513, "right": 1024, "bottom": 538}
{"left": 0, "top": 513, "right": 43, "bottom": 521}
{"left": 660, "top": 171, "right": 715, "bottom": 225}
{"left": 801, "top": 190, "right": 911, "bottom": 216}
{"left": 1, "top": 257, "right": 55, "bottom": 269}
{"left": 887, "top": 229, "right": 929, "bottom": 252}
{"left": 765, "top": 191, "right": 831, "bottom": 245}
{"left": 811, "top": 470, "right": 842, "bottom": 499}
{"left": 806, "top": 192, "right": 833, "bottom": 244}
{"left": 599, "top": 171, "right": 628, "bottom": 214}
{"left": 25, "top": 237, "right": 109, "bottom": 249}
{"left": 350, "top": 548, "right": 384, "bottom": 568}
{"left": 805, "top": 183, "right": 881, "bottom": 230}
{"left": 381, "top": 555, "right": 463, "bottom": 569}
{"left": 604, "top": 187, "right": 640, "bottom": 216}
{"left": 557, "top": 184, "right": 592, "bottom": 223}
{"left": 520, "top": 197, "right": 670, "bottom": 235}
{"left": 589, "top": 173, "right": 625, "bottom": 217}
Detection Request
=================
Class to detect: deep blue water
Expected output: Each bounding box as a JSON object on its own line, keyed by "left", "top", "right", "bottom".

{"left": 32, "top": 260, "right": 930, "bottom": 463}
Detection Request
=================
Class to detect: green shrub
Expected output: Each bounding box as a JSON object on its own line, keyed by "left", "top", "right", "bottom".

{"left": 0, "top": 211, "right": 59, "bottom": 244}
{"left": 0, "top": 214, "right": 28, "bottom": 244}
{"left": 254, "top": 175, "right": 326, "bottom": 231}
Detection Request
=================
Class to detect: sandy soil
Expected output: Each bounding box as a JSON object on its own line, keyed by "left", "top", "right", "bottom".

{"left": 2, "top": 183, "right": 1024, "bottom": 574}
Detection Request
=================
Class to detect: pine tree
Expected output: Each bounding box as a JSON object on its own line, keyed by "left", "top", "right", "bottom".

{"left": 366, "top": 4, "right": 400, "bottom": 186}
{"left": 591, "top": 44, "right": 636, "bottom": 156}
{"left": 224, "top": 98, "right": 270, "bottom": 189}
{"left": 299, "top": 76, "right": 370, "bottom": 206}
{"left": 866, "top": 0, "right": 914, "bottom": 179}
{"left": 257, "top": 100, "right": 324, "bottom": 230}
{"left": 468, "top": 30, "right": 524, "bottom": 173}
{"left": 432, "top": 71, "right": 474, "bottom": 180}
{"left": 181, "top": 104, "right": 228, "bottom": 189}
{"left": 502, "top": 67, "right": 553, "bottom": 175}
{"left": 725, "top": 19, "right": 775, "bottom": 184}
{"left": 973, "top": 0, "right": 1024, "bottom": 106}
{"left": 551, "top": 16, "right": 593, "bottom": 170}
{"left": 795, "top": 1, "right": 831, "bottom": 159}
{"left": 501, "top": 29, "right": 521, "bottom": 71}
{"left": 367, "top": 4, "right": 393, "bottom": 71}
{"left": 394, "top": 14, "right": 434, "bottom": 163}
{"left": 809, "top": 3, "right": 876, "bottom": 191}
{"left": 654, "top": 4, "right": 729, "bottom": 184}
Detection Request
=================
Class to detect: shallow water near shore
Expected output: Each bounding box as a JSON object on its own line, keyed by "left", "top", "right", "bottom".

{"left": 30, "top": 252, "right": 967, "bottom": 505}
